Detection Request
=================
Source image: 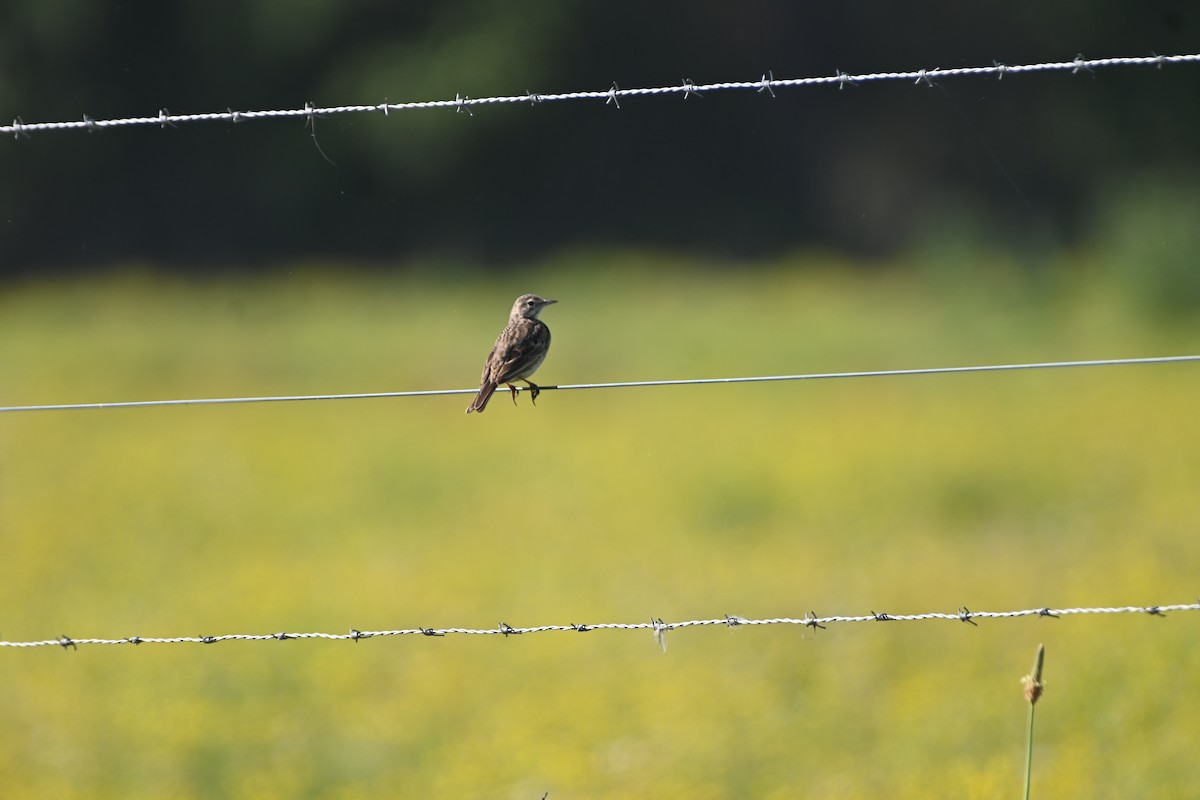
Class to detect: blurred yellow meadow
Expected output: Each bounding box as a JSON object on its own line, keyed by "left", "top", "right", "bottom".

{"left": 2, "top": 253, "right": 1198, "bottom": 798}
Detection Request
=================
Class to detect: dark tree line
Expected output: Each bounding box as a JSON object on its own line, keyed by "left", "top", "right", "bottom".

{"left": 0, "top": 1, "right": 1196, "bottom": 274}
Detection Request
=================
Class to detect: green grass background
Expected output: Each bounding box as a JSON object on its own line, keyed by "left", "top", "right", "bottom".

{"left": 1, "top": 252, "right": 1198, "bottom": 798}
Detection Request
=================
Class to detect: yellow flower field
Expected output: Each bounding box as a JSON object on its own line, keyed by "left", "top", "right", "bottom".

{"left": 1, "top": 253, "right": 1198, "bottom": 798}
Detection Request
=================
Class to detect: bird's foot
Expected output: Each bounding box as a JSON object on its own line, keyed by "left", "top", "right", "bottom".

{"left": 527, "top": 382, "right": 541, "bottom": 405}
{"left": 506, "top": 384, "right": 519, "bottom": 405}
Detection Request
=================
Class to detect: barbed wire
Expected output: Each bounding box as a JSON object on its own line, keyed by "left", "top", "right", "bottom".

{"left": 3, "top": 52, "right": 1198, "bottom": 139}
{"left": 1, "top": 354, "right": 1196, "bottom": 414}
{"left": 3, "top": 603, "right": 1195, "bottom": 652}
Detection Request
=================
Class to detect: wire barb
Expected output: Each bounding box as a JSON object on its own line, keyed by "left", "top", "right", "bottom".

{"left": 681, "top": 78, "right": 703, "bottom": 100}
{"left": 606, "top": 82, "right": 621, "bottom": 109}
{"left": 758, "top": 71, "right": 776, "bottom": 97}
{"left": 957, "top": 607, "right": 978, "bottom": 626}
{"left": 651, "top": 617, "right": 669, "bottom": 652}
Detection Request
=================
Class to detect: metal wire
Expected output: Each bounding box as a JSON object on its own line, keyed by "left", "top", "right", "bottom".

{"left": 3, "top": 52, "right": 1198, "bottom": 138}
{"left": 1, "top": 354, "right": 1197, "bottom": 414}
{"left": 3, "top": 603, "right": 1194, "bottom": 651}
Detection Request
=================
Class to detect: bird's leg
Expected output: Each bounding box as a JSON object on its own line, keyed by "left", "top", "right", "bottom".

{"left": 506, "top": 383, "right": 520, "bottom": 405}
{"left": 525, "top": 381, "right": 541, "bottom": 405}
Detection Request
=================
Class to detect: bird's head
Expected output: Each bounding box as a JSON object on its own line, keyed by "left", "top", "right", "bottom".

{"left": 511, "top": 294, "right": 558, "bottom": 320}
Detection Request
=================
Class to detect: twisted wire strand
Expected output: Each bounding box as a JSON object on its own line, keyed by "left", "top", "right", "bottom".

{"left": 3, "top": 52, "right": 1198, "bottom": 138}
{"left": 2, "top": 355, "right": 1197, "bottom": 414}
{"left": 4, "top": 603, "right": 1195, "bottom": 650}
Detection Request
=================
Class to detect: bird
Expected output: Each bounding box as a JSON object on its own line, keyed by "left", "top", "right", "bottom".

{"left": 466, "top": 294, "right": 557, "bottom": 414}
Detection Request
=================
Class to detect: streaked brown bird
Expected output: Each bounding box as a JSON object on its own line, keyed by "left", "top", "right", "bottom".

{"left": 466, "top": 294, "right": 557, "bottom": 414}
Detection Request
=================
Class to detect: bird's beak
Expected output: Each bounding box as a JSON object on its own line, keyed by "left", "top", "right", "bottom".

{"left": 542, "top": 299, "right": 558, "bottom": 306}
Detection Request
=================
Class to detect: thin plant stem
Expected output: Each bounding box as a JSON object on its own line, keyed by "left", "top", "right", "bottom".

{"left": 1020, "top": 644, "right": 1045, "bottom": 800}
{"left": 1023, "top": 701, "right": 1037, "bottom": 800}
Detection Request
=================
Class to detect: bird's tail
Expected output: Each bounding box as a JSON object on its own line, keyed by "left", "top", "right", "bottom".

{"left": 466, "top": 382, "right": 497, "bottom": 414}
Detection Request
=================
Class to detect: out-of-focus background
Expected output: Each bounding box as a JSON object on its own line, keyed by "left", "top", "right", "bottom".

{"left": 2, "top": 4, "right": 1199, "bottom": 798}
{"left": 1, "top": 2, "right": 1200, "bottom": 273}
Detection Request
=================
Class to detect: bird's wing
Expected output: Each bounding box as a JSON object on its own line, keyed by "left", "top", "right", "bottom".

{"left": 480, "top": 343, "right": 500, "bottom": 383}
{"left": 490, "top": 321, "right": 549, "bottom": 384}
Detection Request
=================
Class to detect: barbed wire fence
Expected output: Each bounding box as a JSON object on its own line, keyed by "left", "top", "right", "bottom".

{"left": 1, "top": 354, "right": 1197, "bottom": 414}
{"left": 4, "top": 603, "right": 1196, "bottom": 653}
{"left": 3, "top": 51, "right": 1199, "bottom": 662}
{"left": 3, "top": 52, "right": 1199, "bottom": 138}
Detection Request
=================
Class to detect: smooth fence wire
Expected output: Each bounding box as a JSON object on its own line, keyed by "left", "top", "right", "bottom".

{"left": 1, "top": 354, "right": 1198, "bottom": 414}
{"left": 4, "top": 52, "right": 1200, "bottom": 138}
{"left": 3, "top": 603, "right": 1196, "bottom": 651}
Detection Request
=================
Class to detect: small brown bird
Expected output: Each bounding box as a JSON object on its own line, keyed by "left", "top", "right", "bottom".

{"left": 466, "top": 294, "right": 557, "bottom": 414}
